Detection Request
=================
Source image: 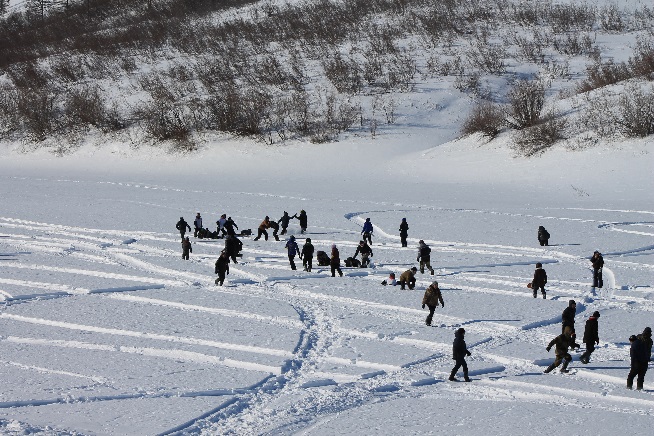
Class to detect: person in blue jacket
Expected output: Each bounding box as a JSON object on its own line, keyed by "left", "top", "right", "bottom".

{"left": 285, "top": 235, "right": 300, "bottom": 270}
{"left": 361, "top": 217, "right": 373, "bottom": 245}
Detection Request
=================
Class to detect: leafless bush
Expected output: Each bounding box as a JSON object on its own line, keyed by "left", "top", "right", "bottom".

{"left": 0, "top": 85, "right": 19, "bottom": 135}
{"left": 461, "top": 100, "right": 505, "bottom": 139}
{"left": 323, "top": 53, "right": 363, "bottom": 94}
{"left": 52, "top": 56, "right": 85, "bottom": 83}
{"left": 7, "top": 62, "right": 51, "bottom": 90}
{"left": 16, "top": 88, "right": 59, "bottom": 141}
{"left": 576, "top": 60, "right": 631, "bottom": 94}
{"left": 506, "top": 79, "right": 545, "bottom": 129}
{"left": 617, "top": 84, "right": 654, "bottom": 137}
{"left": 629, "top": 37, "right": 654, "bottom": 79}
{"left": 467, "top": 40, "right": 506, "bottom": 74}
{"left": 552, "top": 32, "right": 594, "bottom": 56}
{"left": 599, "top": 4, "right": 625, "bottom": 32}
{"left": 513, "top": 112, "right": 566, "bottom": 156}
{"left": 63, "top": 86, "right": 107, "bottom": 130}
{"left": 140, "top": 104, "right": 192, "bottom": 143}
{"left": 548, "top": 3, "right": 596, "bottom": 32}
{"left": 578, "top": 89, "right": 620, "bottom": 138}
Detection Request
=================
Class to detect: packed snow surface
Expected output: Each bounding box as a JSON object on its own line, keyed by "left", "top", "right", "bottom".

{"left": 0, "top": 130, "right": 652, "bottom": 435}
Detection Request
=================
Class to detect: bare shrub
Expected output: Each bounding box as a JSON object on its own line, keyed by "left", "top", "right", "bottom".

{"left": 461, "top": 100, "right": 505, "bottom": 139}
{"left": 7, "top": 62, "right": 51, "bottom": 90}
{"left": 63, "top": 86, "right": 107, "bottom": 129}
{"left": 140, "top": 104, "right": 192, "bottom": 143}
{"left": 16, "top": 88, "right": 59, "bottom": 141}
{"left": 576, "top": 60, "right": 631, "bottom": 94}
{"left": 617, "top": 84, "right": 654, "bottom": 137}
{"left": 578, "top": 89, "right": 620, "bottom": 138}
{"left": 322, "top": 53, "right": 362, "bottom": 94}
{"left": 548, "top": 3, "right": 596, "bottom": 32}
{"left": 552, "top": 32, "right": 594, "bottom": 56}
{"left": 52, "top": 56, "right": 85, "bottom": 83}
{"left": 629, "top": 37, "right": 654, "bottom": 79}
{"left": 467, "top": 40, "right": 506, "bottom": 74}
{"left": 506, "top": 79, "right": 545, "bottom": 129}
{"left": 0, "top": 85, "right": 19, "bottom": 135}
{"left": 598, "top": 4, "right": 625, "bottom": 32}
{"left": 514, "top": 112, "right": 566, "bottom": 156}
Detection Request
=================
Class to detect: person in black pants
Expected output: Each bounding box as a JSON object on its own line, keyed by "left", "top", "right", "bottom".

{"left": 449, "top": 328, "right": 471, "bottom": 382}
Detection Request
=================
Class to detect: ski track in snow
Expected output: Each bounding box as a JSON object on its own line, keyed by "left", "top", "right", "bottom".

{"left": 1, "top": 203, "right": 653, "bottom": 435}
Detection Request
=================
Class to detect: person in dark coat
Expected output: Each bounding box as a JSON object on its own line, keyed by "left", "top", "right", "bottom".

{"left": 399, "top": 218, "right": 409, "bottom": 247}
{"left": 361, "top": 218, "right": 373, "bottom": 245}
{"left": 422, "top": 281, "right": 444, "bottom": 326}
{"left": 293, "top": 210, "right": 308, "bottom": 234}
{"left": 214, "top": 251, "right": 230, "bottom": 286}
{"left": 544, "top": 328, "right": 580, "bottom": 373}
{"left": 330, "top": 244, "right": 343, "bottom": 277}
{"left": 627, "top": 327, "right": 652, "bottom": 390}
{"left": 176, "top": 217, "right": 191, "bottom": 240}
{"left": 316, "top": 250, "right": 330, "bottom": 266}
{"left": 193, "top": 213, "right": 203, "bottom": 238}
{"left": 285, "top": 235, "right": 300, "bottom": 270}
{"left": 580, "top": 311, "right": 600, "bottom": 364}
{"left": 181, "top": 236, "right": 192, "bottom": 260}
{"left": 449, "top": 328, "right": 472, "bottom": 382}
{"left": 561, "top": 299, "right": 576, "bottom": 334}
{"left": 399, "top": 267, "right": 417, "bottom": 290}
{"left": 224, "top": 216, "right": 239, "bottom": 236}
{"left": 268, "top": 220, "right": 280, "bottom": 241}
{"left": 278, "top": 211, "right": 292, "bottom": 235}
{"left": 531, "top": 262, "right": 547, "bottom": 299}
{"left": 537, "top": 226, "right": 550, "bottom": 246}
{"left": 224, "top": 234, "right": 243, "bottom": 264}
{"left": 353, "top": 240, "right": 373, "bottom": 268}
{"left": 591, "top": 251, "right": 604, "bottom": 289}
{"left": 301, "top": 238, "right": 314, "bottom": 272}
{"left": 254, "top": 216, "right": 271, "bottom": 241}
{"left": 417, "top": 240, "right": 435, "bottom": 275}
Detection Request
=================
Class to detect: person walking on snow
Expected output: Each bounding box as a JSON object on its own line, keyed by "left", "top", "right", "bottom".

{"left": 353, "top": 240, "right": 373, "bottom": 268}
{"left": 422, "top": 281, "right": 444, "bottom": 326}
{"left": 627, "top": 327, "right": 652, "bottom": 390}
{"left": 399, "top": 218, "right": 409, "bottom": 247}
{"left": 449, "top": 328, "right": 472, "bottom": 382}
{"left": 330, "top": 244, "right": 343, "bottom": 277}
{"left": 181, "top": 236, "right": 192, "bottom": 260}
{"left": 530, "top": 262, "right": 547, "bottom": 299}
{"left": 301, "top": 238, "right": 314, "bottom": 272}
{"left": 224, "top": 216, "right": 239, "bottom": 236}
{"left": 176, "top": 217, "right": 191, "bottom": 240}
{"left": 278, "top": 211, "right": 292, "bottom": 235}
{"left": 417, "top": 240, "right": 435, "bottom": 275}
{"left": 285, "top": 235, "right": 300, "bottom": 270}
{"left": 562, "top": 299, "right": 577, "bottom": 334}
{"left": 214, "top": 251, "right": 230, "bottom": 286}
{"left": 400, "top": 267, "right": 418, "bottom": 290}
{"left": 544, "top": 328, "right": 580, "bottom": 374}
{"left": 591, "top": 250, "right": 604, "bottom": 289}
{"left": 268, "top": 220, "right": 280, "bottom": 241}
{"left": 293, "top": 210, "right": 308, "bottom": 234}
{"left": 193, "top": 213, "right": 203, "bottom": 238}
{"left": 580, "top": 311, "right": 600, "bottom": 364}
{"left": 224, "top": 234, "right": 243, "bottom": 264}
{"left": 537, "top": 226, "right": 550, "bottom": 246}
{"left": 217, "top": 214, "right": 227, "bottom": 237}
{"left": 254, "top": 216, "right": 271, "bottom": 241}
{"left": 361, "top": 218, "right": 373, "bottom": 245}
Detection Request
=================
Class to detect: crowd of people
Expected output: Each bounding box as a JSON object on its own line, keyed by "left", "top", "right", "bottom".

{"left": 173, "top": 214, "right": 651, "bottom": 389}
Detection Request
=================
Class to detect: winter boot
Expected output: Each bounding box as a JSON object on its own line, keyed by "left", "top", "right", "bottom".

{"left": 636, "top": 382, "right": 643, "bottom": 390}
{"left": 464, "top": 377, "right": 471, "bottom": 382}
{"left": 543, "top": 363, "right": 557, "bottom": 374}
{"left": 542, "top": 292, "right": 546, "bottom": 299}
{"left": 560, "top": 360, "right": 570, "bottom": 373}
{"left": 449, "top": 369, "right": 458, "bottom": 381}
{"left": 627, "top": 383, "right": 633, "bottom": 390}
{"left": 533, "top": 291, "right": 537, "bottom": 298}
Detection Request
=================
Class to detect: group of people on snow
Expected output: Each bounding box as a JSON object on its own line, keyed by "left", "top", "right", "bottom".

{"left": 174, "top": 214, "right": 650, "bottom": 389}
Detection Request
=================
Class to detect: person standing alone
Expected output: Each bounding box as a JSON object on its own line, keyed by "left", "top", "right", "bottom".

{"left": 422, "top": 281, "right": 444, "bottom": 326}
{"left": 399, "top": 218, "right": 409, "bottom": 247}
{"left": 449, "top": 328, "right": 472, "bottom": 382}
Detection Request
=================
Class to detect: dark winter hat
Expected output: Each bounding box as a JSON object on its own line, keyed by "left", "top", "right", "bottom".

{"left": 419, "top": 240, "right": 424, "bottom": 244}
{"left": 389, "top": 273, "right": 395, "bottom": 278}
{"left": 366, "top": 218, "right": 370, "bottom": 221}
{"left": 629, "top": 335, "right": 637, "bottom": 342}
{"left": 457, "top": 328, "right": 465, "bottom": 334}
{"left": 592, "top": 311, "right": 600, "bottom": 318}
{"left": 411, "top": 267, "right": 418, "bottom": 272}
{"left": 290, "top": 235, "right": 295, "bottom": 240}
{"left": 359, "top": 240, "right": 365, "bottom": 244}
{"left": 180, "top": 217, "right": 184, "bottom": 220}
{"left": 402, "top": 218, "right": 406, "bottom": 221}
{"left": 644, "top": 327, "right": 652, "bottom": 336}
{"left": 306, "top": 238, "right": 311, "bottom": 243}
{"left": 569, "top": 300, "right": 576, "bottom": 306}
{"left": 265, "top": 216, "right": 269, "bottom": 220}
{"left": 536, "top": 262, "right": 542, "bottom": 268}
